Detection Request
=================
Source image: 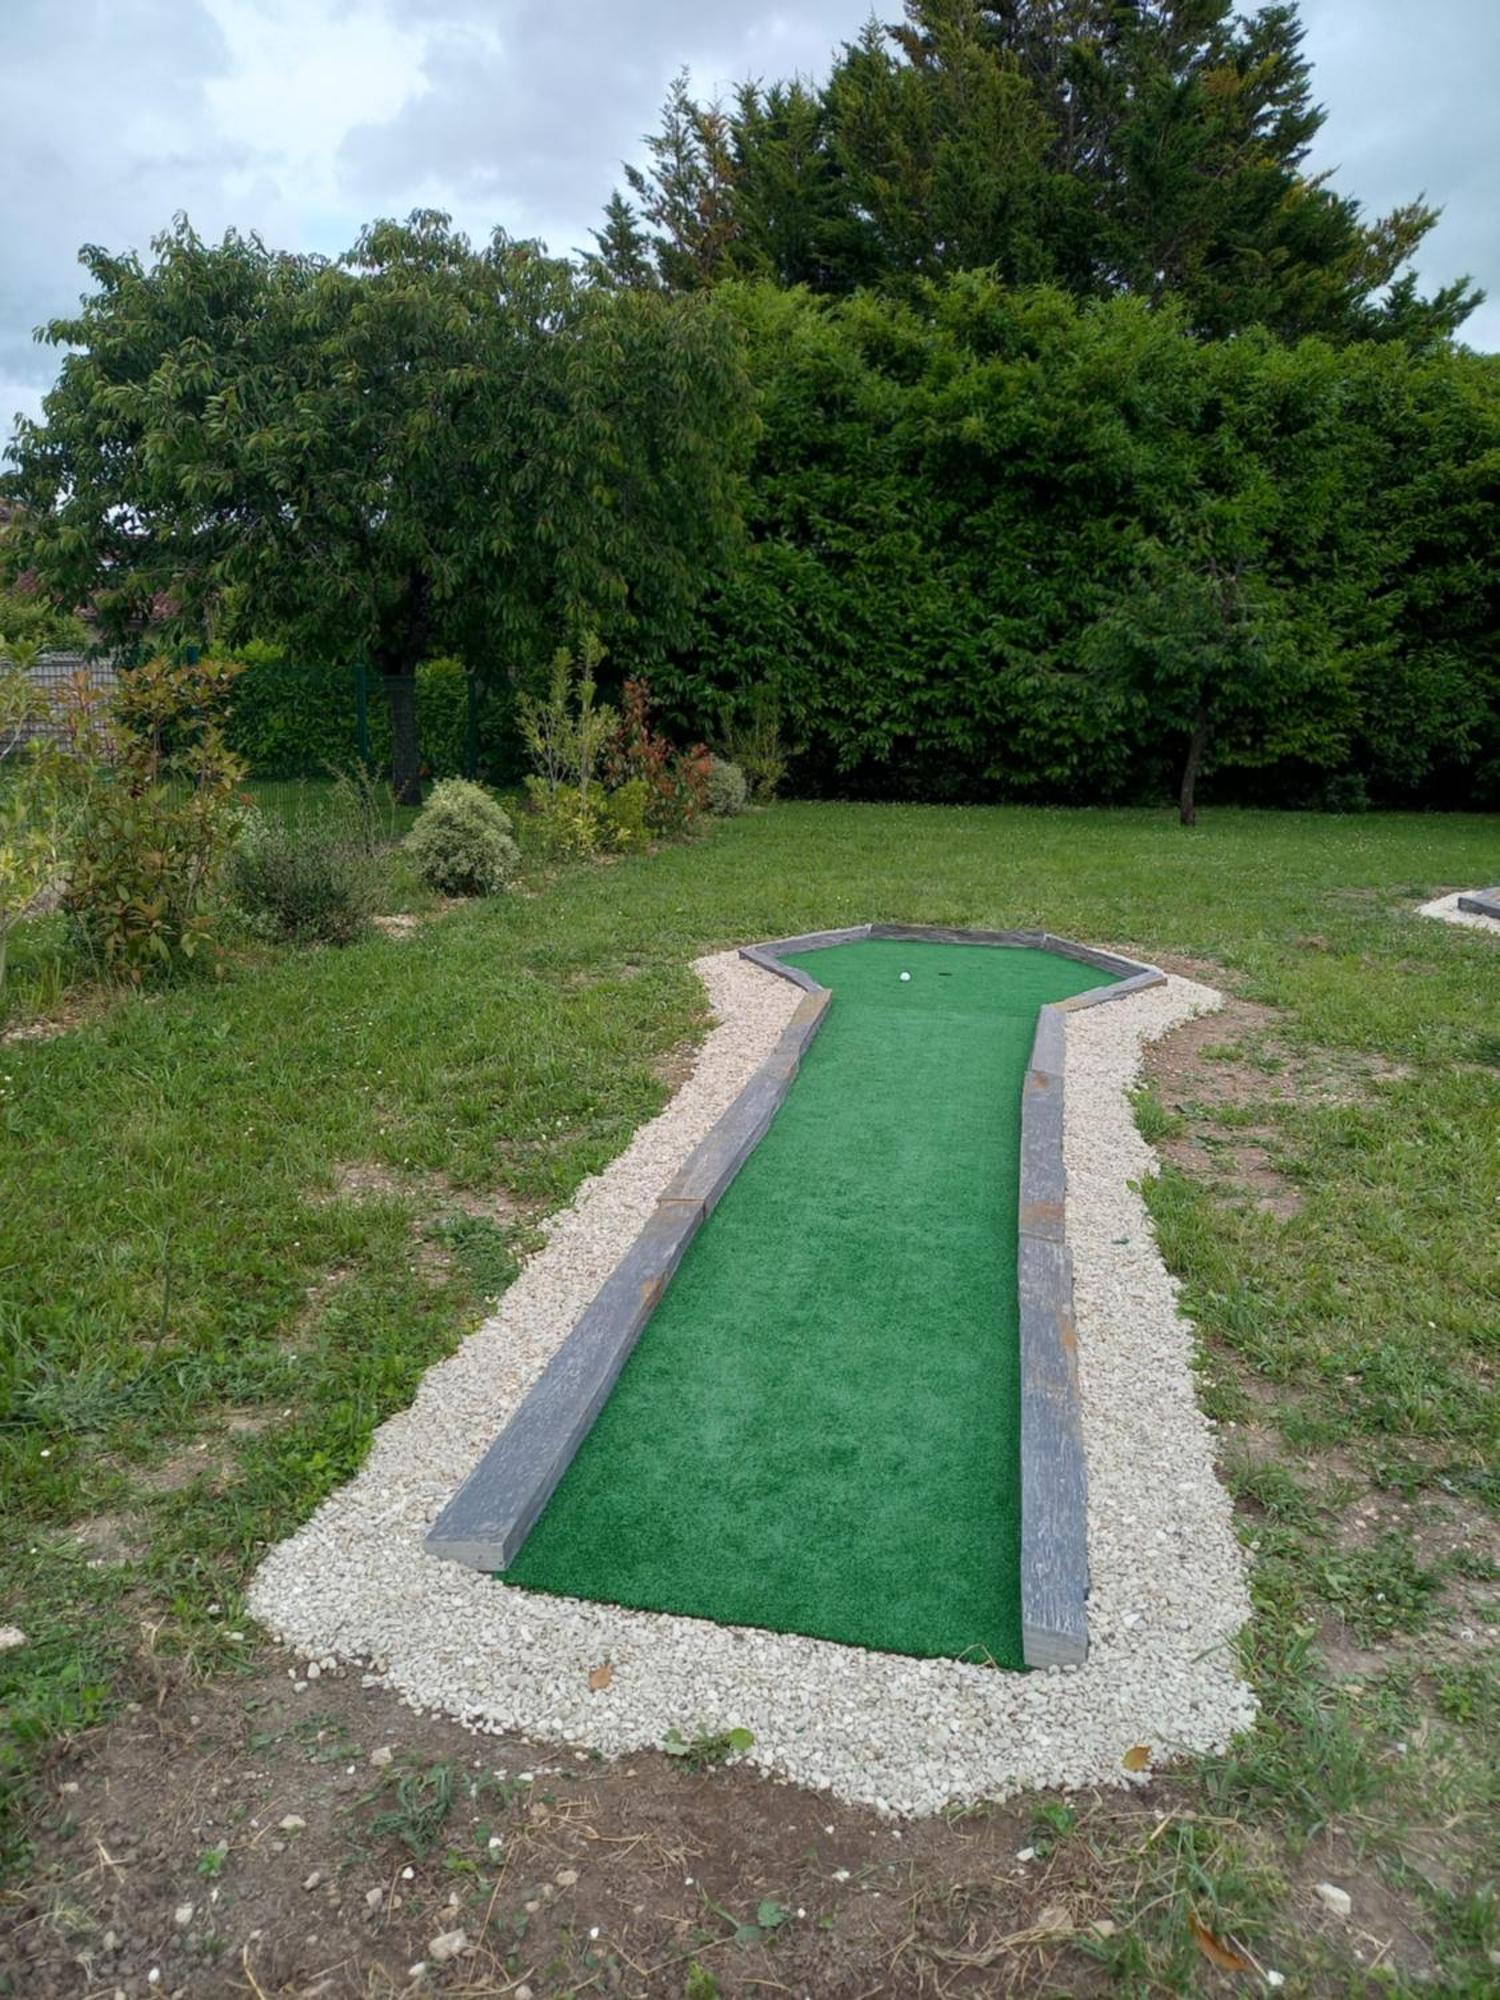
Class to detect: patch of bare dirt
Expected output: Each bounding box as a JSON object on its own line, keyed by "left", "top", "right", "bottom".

{"left": 325, "top": 1161, "right": 529, "bottom": 1229}
{"left": 1287, "top": 1841, "right": 1436, "bottom": 1983}
{"left": 0, "top": 1655, "right": 1100, "bottom": 2000}
{"left": 1, "top": 999, "right": 94, "bottom": 1046}
{"left": 649, "top": 1038, "right": 699, "bottom": 1091}
{"left": 1141, "top": 993, "right": 1411, "bottom": 1219}
{"left": 57, "top": 1513, "right": 142, "bottom": 1568}
{"left": 2, "top": 1648, "right": 1457, "bottom": 1998}
{"left": 563, "top": 960, "right": 647, "bottom": 990}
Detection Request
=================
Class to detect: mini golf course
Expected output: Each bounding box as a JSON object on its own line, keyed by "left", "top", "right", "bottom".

{"left": 484, "top": 937, "right": 1119, "bottom": 1667}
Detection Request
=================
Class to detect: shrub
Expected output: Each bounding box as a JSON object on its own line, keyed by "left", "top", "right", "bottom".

{"left": 609, "top": 678, "right": 710, "bottom": 833}
{"left": 599, "top": 776, "right": 651, "bottom": 849}
{"left": 724, "top": 687, "right": 789, "bottom": 804}
{"left": 521, "top": 775, "right": 604, "bottom": 858}
{"left": 518, "top": 636, "right": 614, "bottom": 803}
{"left": 705, "top": 758, "right": 748, "bottom": 816}
{"left": 406, "top": 779, "right": 519, "bottom": 895}
{"left": 51, "top": 654, "right": 246, "bottom": 983}
{"left": 231, "top": 811, "right": 378, "bottom": 945}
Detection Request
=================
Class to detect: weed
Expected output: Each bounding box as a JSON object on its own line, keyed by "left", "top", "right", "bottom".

{"left": 368, "top": 1762, "right": 457, "bottom": 1859}
{"left": 663, "top": 1725, "right": 755, "bottom": 1771}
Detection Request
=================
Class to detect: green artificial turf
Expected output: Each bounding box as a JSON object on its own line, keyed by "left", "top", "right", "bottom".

{"left": 505, "top": 939, "right": 1113, "bottom": 1663}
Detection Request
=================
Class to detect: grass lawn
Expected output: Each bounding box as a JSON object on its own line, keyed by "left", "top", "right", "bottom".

{"left": 1, "top": 801, "right": 1497, "bottom": 1992}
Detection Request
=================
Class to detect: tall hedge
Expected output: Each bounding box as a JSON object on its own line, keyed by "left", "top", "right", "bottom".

{"left": 652, "top": 279, "right": 1500, "bottom": 808}
{"left": 225, "top": 644, "right": 523, "bottom": 782}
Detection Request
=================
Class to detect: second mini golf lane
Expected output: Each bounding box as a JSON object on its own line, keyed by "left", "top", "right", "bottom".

{"left": 504, "top": 940, "right": 1114, "bottom": 1664}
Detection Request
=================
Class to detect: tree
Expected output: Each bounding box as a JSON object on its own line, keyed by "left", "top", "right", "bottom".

{"left": 3, "top": 214, "right": 753, "bottom": 801}
{"left": 585, "top": 191, "right": 657, "bottom": 289}
{"left": 608, "top": 1, "right": 1480, "bottom": 343}
{"left": 827, "top": 2, "right": 1061, "bottom": 284}
{"left": 622, "top": 71, "right": 740, "bottom": 291}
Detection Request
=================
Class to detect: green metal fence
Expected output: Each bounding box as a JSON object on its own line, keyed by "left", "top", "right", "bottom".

{"left": 223, "top": 654, "right": 519, "bottom": 784}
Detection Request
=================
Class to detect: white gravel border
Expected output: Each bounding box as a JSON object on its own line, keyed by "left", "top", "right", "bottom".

{"left": 250, "top": 949, "right": 1255, "bottom": 1814}
{"left": 1418, "top": 891, "right": 1500, "bottom": 934}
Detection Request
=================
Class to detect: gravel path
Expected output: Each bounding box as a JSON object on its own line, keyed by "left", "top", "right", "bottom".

{"left": 250, "top": 949, "right": 1254, "bottom": 1815}
{"left": 1418, "top": 891, "right": 1500, "bottom": 934}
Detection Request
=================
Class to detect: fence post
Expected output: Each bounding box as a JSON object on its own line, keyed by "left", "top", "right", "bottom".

{"left": 355, "top": 658, "right": 372, "bottom": 771}
{"left": 465, "top": 670, "right": 480, "bottom": 781}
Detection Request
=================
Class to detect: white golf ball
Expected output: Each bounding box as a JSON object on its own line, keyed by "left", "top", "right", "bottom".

{"left": 899, "top": 971, "right": 911, "bottom": 982}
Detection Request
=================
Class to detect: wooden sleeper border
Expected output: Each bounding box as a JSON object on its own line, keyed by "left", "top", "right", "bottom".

{"left": 425, "top": 925, "right": 1166, "bottom": 1670}
{"left": 1456, "top": 887, "right": 1500, "bottom": 921}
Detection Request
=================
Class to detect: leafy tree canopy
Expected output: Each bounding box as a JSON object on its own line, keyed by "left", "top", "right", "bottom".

{"left": 2, "top": 214, "right": 753, "bottom": 798}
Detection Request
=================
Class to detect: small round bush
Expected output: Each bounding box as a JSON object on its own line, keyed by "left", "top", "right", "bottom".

{"left": 405, "top": 779, "right": 519, "bottom": 895}
{"left": 705, "top": 758, "right": 749, "bottom": 817}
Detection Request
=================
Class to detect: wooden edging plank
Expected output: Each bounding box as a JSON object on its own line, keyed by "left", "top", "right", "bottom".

{"left": 426, "top": 922, "right": 1166, "bottom": 1678}
{"left": 1456, "top": 887, "right": 1500, "bottom": 921}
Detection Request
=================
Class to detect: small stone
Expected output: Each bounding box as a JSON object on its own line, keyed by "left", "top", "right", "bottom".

{"left": 305, "top": 1661, "right": 320, "bottom": 1680}
{"left": 1015, "top": 1846, "right": 1036, "bottom": 1863}
{"left": 1266, "top": 1973, "right": 1286, "bottom": 1990}
{"left": 279, "top": 1814, "right": 306, "bottom": 1832}
{"left": 173, "top": 1903, "right": 194, "bottom": 1928}
{"left": 1315, "top": 1882, "right": 1352, "bottom": 1920}
{"left": 102, "top": 1931, "right": 119, "bottom": 1952}
{"left": 428, "top": 1929, "right": 468, "bottom": 1963}
{"left": 303, "top": 1870, "right": 323, "bottom": 1891}
{"left": 0, "top": 1624, "right": 32, "bottom": 1650}
{"left": 365, "top": 1888, "right": 383, "bottom": 1910}
{"left": 515, "top": 1988, "right": 533, "bottom": 2000}
{"left": 401, "top": 1865, "right": 414, "bottom": 1880}
{"left": 555, "top": 1868, "right": 578, "bottom": 1887}
{"left": 369, "top": 1746, "right": 393, "bottom": 1768}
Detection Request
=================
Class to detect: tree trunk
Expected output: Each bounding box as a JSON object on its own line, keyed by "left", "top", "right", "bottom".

{"left": 383, "top": 668, "right": 422, "bottom": 806}
{"left": 1179, "top": 704, "right": 1210, "bottom": 827}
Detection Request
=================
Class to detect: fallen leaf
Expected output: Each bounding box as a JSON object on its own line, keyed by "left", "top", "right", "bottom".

{"left": 1122, "top": 1744, "right": 1152, "bottom": 1772}
{"left": 1189, "top": 1912, "right": 1251, "bottom": 1973}
{"left": 587, "top": 1661, "right": 614, "bottom": 1692}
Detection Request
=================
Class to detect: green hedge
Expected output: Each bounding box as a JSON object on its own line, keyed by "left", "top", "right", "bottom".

{"left": 225, "top": 644, "right": 523, "bottom": 782}
{"left": 653, "top": 279, "right": 1500, "bottom": 809}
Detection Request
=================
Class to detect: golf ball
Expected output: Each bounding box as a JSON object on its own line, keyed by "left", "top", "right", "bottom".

{"left": 899, "top": 971, "right": 911, "bottom": 982}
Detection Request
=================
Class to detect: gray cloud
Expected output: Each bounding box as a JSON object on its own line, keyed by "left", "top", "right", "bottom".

{"left": 4, "top": 1, "right": 1496, "bottom": 450}
{"left": 336, "top": 3, "right": 859, "bottom": 256}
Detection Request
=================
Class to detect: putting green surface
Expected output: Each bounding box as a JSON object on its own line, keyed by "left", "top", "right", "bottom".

{"left": 504, "top": 940, "right": 1113, "bottom": 1663}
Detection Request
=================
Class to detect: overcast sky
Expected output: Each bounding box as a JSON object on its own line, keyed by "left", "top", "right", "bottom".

{"left": 4, "top": 0, "right": 1497, "bottom": 448}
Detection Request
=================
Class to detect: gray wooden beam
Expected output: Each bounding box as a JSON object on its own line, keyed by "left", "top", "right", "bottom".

{"left": 1456, "top": 887, "right": 1500, "bottom": 921}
